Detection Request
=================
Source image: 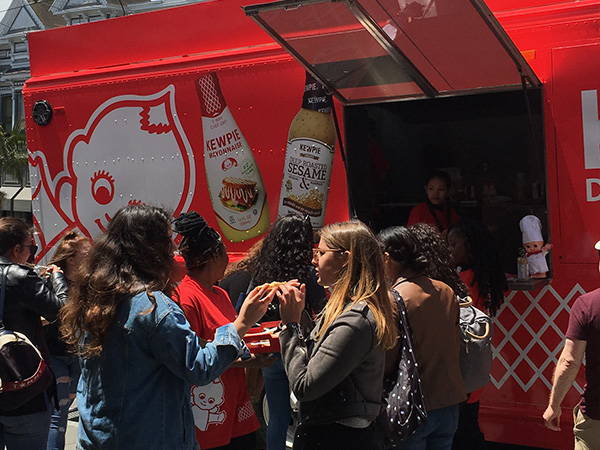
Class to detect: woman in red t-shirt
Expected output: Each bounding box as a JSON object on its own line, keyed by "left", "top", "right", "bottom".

{"left": 172, "top": 212, "right": 261, "bottom": 450}
{"left": 447, "top": 220, "right": 508, "bottom": 450}
{"left": 407, "top": 171, "right": 460, "bottom": 234}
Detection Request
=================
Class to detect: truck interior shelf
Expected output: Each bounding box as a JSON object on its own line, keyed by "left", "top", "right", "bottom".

{"left": 506, "top": 277, "right": 551, "bottom": 292}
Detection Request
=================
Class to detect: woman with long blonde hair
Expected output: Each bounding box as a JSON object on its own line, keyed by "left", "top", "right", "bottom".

{"left": 277, "top": 221, "right": 396, "bottom": 449}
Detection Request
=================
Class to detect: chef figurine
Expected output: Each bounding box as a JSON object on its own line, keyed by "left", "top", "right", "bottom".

{"left": 519, "top": 215, "right": 552, "bottom": 278}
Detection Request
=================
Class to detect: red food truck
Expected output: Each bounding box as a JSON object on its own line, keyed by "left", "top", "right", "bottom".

{"left": 22, "top": 0, "right": 600, "bottom": 448}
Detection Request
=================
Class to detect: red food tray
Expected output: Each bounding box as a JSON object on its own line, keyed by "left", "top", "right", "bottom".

{"left": 244, "top": 321, "right": 281, "bottom": 354}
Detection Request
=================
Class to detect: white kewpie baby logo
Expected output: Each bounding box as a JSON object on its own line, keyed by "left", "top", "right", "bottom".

{"left": 191, "top": 379, "right": 226, "bottom": 431}
{"left": 29, "top": 85, "right": 196, "bottom": 260}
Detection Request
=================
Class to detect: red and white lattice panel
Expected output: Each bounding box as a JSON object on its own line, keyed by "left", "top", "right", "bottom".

{"left": 491, "top": 284, "right": 586, "bottom": 393}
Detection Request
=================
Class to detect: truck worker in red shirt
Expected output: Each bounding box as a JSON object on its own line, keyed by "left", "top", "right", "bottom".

{"left": 543, "top": 240, "right": 600, "bottom": 449}
{"left": 407, "top": 171, "right": 460, "bottom": 234}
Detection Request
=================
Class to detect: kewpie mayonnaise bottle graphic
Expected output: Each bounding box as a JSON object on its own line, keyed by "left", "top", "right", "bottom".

{"left": 278, "top": 72, "right": 335, "bottom": 229}
{"left": 197, "top": 72, "right": 269, "bottom": 242}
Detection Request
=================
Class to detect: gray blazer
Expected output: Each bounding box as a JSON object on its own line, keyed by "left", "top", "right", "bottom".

{"left": 280, "top": 301, "right": 384, "bottom": 426}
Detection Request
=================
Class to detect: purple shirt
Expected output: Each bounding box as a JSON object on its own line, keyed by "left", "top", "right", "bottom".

{"left": 566, "top": 288, "right": 600, "bottom": 419}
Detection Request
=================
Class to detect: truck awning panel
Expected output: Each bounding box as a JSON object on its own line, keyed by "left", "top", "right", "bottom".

{"left": 244, "top": 0, "right": 541, "bottom": 104}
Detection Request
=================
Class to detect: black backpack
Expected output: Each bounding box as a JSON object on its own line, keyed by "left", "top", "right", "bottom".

{"left": 458, "top": 295, "right": 493, "bottom": 393}
{"left": 0, "top": 266, "right": 54, "bottom": 411}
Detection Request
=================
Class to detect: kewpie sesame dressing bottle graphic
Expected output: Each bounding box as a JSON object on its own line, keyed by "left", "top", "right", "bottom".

{"left": 278, "top": 72, "right": 335, "bottom": 229}
{"left": 197, "top": 72, "right": 269, "bottom": 242}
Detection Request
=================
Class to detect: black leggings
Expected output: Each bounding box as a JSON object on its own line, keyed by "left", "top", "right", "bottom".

{"left": 293, "top": 422, "right": 383, "bottom": 450}
{"left": 452, "top": 401, "right": 486, "bottom": 450}
{"left": 210, "top": 432, "right": 257, "bottom": 450}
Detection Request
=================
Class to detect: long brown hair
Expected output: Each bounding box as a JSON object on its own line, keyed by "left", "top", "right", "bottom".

{"left": 223, "top": 238, "right": 263, "bottom": 277}
{"left": 316, "top": 221, "right": 397, "bottom": 350}
{"left": 49, "top": 231, "right": 88, "bottom": 274}
{"left": 60, "top": 205, "right": 174, "bottom": 358}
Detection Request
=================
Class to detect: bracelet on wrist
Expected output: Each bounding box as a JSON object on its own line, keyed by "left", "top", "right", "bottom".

{"left": 280, "top": 322, "right": 304, "bottom": 339}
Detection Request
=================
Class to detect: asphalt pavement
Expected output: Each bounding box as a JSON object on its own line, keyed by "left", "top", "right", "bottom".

{"left": 63, "top": 418, "right": 551, "bottom": 450}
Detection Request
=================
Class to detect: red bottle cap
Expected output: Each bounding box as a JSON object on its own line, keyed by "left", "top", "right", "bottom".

{"left": 197, "top": 72, "right": 226, "bottom": 118}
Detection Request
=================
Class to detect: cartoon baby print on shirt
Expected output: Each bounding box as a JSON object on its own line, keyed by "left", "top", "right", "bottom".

{"left": 191, "top": 378, "right": 227, "bottom": 431}
{"left": 29, "top": 85, "right": 196, "bottom": 261}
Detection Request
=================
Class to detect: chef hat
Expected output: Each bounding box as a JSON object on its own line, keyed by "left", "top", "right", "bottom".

{"left": 520, "top": 215, "right": 543, "bottom": 244}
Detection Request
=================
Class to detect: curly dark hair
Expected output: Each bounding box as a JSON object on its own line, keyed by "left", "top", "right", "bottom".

{"left": 448, "top": 220, "right": 507, "bottom": 316}
{"left": 250, "top": 215, "right": 313, "bottom": 286}
{"left": 408, "top": 223, "right": 468, "bottom": 298}
{"left": 61, "top": 205, "right": 175, "bottom": 358}
{"left": 378, "top": 226, "right": 428, "bottom": 274}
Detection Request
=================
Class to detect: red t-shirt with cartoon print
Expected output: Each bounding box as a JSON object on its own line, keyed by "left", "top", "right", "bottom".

{"left": 174, "top": 275, "right": 260, "bottom": 449}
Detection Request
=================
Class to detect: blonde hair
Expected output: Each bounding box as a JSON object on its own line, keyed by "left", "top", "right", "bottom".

{"left": 316, "top": 221, "right": 397, "bottom": 349}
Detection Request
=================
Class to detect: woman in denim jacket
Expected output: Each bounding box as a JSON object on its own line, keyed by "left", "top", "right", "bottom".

{"left": 60, "top": 205, "right": 275, "bottom": 450}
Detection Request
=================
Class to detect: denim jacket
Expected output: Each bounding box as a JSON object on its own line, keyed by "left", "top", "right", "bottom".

{"left": 77, "top": 290, "right": 247, "bottom": 450}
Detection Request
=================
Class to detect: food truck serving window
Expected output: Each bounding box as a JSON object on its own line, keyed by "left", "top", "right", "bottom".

{"left": 244, "top": 0, "right": 541, "bottom": 104}
{"left": 344, "top": 89, "right": 547, "bottom": 277}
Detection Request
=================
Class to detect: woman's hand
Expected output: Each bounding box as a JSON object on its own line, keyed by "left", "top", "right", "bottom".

{"left": 234, "top": 285, "right": 277, "bottom": 337}
{"left": 278, "top": 282, "right": 306, "bottom": 324}
{"left": 47, "top": 264, "right": 63, "bottom": 274}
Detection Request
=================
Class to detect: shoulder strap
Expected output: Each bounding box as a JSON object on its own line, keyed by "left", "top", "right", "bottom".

{"left": 391, "top": 275, "right": 422, "bottom": 290}
{"left": 426, "top": 202, "right": 452, "bottom": 232}
{"left": 234, "top": 276, "right": 255, "bottom": 313}
{"left": 426, "top": 202, "right": 444, "bottom": 231}
{"left": 0, "top": 265, "right": 7, "bottom": 327}
{"left": 390, "top": 289, "right": 407, "bottom": 313}
{"left": 245, "top": 277, "right": 255, "bottom": 296}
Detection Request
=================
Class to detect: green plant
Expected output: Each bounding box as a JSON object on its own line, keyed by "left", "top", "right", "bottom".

{"left": 0, "top": 125, "right": 28, "bottom": 185}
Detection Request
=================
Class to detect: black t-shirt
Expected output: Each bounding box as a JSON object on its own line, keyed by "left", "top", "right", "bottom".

{"left": 566, "top": 288, "right": 600, "bottom": 419}
{"left": 219, "top": 270, "right": 252, "bottom": 310}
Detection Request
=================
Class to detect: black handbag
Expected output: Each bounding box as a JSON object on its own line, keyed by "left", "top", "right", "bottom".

{"left": 378, "top": 289, "right": 427, "bottom": 446}
{"left": 0, "top": 266, "right": 54, "bottom": 412}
